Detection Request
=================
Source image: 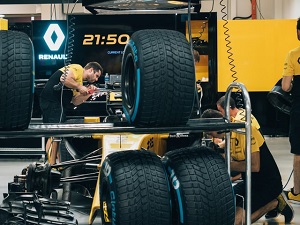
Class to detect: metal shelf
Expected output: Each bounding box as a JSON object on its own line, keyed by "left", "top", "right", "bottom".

{"left": 0, "top": 118, "right": 245, "bottom": 139}
{"left": 0, "top": 148, "right": 44, "bottom": 156}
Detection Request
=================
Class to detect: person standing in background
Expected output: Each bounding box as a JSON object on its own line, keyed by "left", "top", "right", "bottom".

{"left": 281, "top": 17, "right": 300, "bottom": 202}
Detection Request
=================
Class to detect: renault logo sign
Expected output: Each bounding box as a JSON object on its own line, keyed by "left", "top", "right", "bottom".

{"left": 43, "top": 24, "right": 65, "bottom": 51}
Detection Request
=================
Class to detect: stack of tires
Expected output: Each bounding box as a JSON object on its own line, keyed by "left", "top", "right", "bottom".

{"left": 99, "top": 29, "right": 235, "bottom": 225}
{"left": 0, "top": 30, "right": 34, "bottom": 131}
{"left": 99, "top": 146, "right": 235, "bottom": 225}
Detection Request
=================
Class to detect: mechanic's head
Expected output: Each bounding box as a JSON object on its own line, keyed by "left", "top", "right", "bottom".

{"left": 196, "top": 80, "right": 201, "bottom": 90}
{"left": 216, "top": 96, "right": 236, "bottom": 115}
{"left": 84, "top": 62, "right": 103, "bottom": 83}
{"left": 201, "top": 109, "right": 225, "bottom": 139}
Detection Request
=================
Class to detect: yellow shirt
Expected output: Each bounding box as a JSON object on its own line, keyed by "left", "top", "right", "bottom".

{"left": 59, "top": 64, "right": 84, "bottom": 96}
{"left": 234, "top": 109, "right": 260, "bottom": 130}
{"left": 230, "top": 109, "right": 264, "bottom": 161}
{"left": 230, "top": 125, "right": 264, "bottom": 161}
{"left": 282, "top": 46, "right": 300, "bottom": 77}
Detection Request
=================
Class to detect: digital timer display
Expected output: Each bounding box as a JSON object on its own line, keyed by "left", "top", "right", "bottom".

{"left": 82, "top": 34, "right": 130, "bottom": 45}
{"left": 70, "top": 14, "right": 177, "bottom": 77}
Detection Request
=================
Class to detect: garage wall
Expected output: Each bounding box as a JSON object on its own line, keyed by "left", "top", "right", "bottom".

{"left": 201, "top": 0, "right": 299, "bottom": 19}
{"left": 217, "top": 18, "right": 299, "bottom": 92}
{"left": 0, "top": 4, "right": 41, "bottom": 15}
{"left": 0, "top": 1, "right": 299, "bottom": 20}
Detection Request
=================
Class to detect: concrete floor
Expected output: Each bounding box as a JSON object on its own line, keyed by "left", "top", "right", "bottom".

{"left": 0, "top": 137, "right": 299, "bottom": 225}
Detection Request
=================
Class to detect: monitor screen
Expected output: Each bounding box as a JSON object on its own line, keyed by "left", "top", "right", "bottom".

{"left": 31, "top": 13, "right": 216, "bottom": 86}
{"left": 69, "top": 14, "right": 177, "bottom": 83}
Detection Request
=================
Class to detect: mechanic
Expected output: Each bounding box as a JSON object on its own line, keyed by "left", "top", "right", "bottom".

{"left": 281, "top": 17, "right": 300, "bottom": 203}
{"left": 39, "top": 62, "right": 103, "bottom": 164}
{"left": 215, "top": 95, "right": 262, "bottom": 182}
{"left": 201, "top": 109, "right": 294, "bottom": 224}
{"left": 216, "top": 95, "right": 261, "bottom": 131}
{"left": 216, "top": 95, "right": 295, "bottom": 218}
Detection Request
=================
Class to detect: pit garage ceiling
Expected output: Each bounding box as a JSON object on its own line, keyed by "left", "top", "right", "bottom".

{"left": 0, "top": 0, "right": 82, "bottom": 3}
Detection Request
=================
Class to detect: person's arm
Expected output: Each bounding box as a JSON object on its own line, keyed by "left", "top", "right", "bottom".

{"left": 230, "top": 151, "right": 260, "bottom": 172}
{"left": 71, "top": 85, "right": 97, "bottom": 106}
{"left": 282, "top": 52, "right": 294, "bottom": 92}
{"left": 61, "top": 69, "right": 89, "bottom": 95}
{"left": 71, "top": 93, "right": 92, "bottom": 106}
{"left": 216, "top": 139, "right": 225, "bottom": 148}
{"left": 282, "top": 76, "right": 293, "bottom": 92}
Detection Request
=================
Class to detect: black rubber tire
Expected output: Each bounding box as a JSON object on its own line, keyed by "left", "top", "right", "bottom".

{"left": 0, "top": 30, "right": 34, "bottom": 130}
{"left": 99, "top": 150, "right": 171, "bottom": 225}
{"left": 162, "top": 146, "right": 235, "bottom": 225}
{"left": 267, "top": 78, "right": 292, "bottom": 115}
{"left": 121, "top": 29, "right": 195, "bottom": 127}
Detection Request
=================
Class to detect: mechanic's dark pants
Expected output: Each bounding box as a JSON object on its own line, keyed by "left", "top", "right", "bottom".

{"left": 234, "top": 181, "right": 281, "bottom": 212}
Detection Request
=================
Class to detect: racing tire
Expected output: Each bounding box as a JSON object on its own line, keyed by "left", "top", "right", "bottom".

{"left": 99, "top": 150, "right": 171, "bottom": 225}
{"left": 267, "top": 78, "right": 292, "bottom": 115}
{"left": 0, "top": 30, "right": 34, "bottom": 130}
{"left": 162, "top": 146, "right": 235, "bottom": 225}
{"left": 121, "top": 29, "right": 195, "bottom": 127}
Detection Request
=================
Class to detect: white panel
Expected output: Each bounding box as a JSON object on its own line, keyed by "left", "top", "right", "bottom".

{"left": 256, "top": 0, "right": 275, "bottom": 19}
{"left": 0, "top": 4, "right": 40, "bottom": 14}
{"left": 274, "top": 0, "right": 283, "bottom": 19}
{"left": 62, "top": 3, "right": 87, "bottom": 14}
{"left": 236, "top": 0, "right": 251, "bottom": 19}
{"left": 282, "top": 0, "right": 300, "bottom": 19}
{"left": 41, "top": 4, "right": 66, "bottom": 20}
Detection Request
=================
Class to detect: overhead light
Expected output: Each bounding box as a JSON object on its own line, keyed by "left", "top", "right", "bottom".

{"left": 82, "top": 0, "right": 199, "bottom": 12}
{"left": 0, "top": 15, "right": 5, "bottom": 18}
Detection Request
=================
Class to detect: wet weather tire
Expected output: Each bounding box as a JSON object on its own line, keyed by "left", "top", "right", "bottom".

{"left": 162, "top": 146, "right": 235, "bottom": 225}
{"left": 99, "top": 150, "right": 171, "bottom": 225}
{"left": 121, "top": 29, "right": 195, "bottom": 127}
{"left": 0, "top": 30, "right": 34, "bottom": 130}
{"left": 267, "top": 78, "right": 292, "bottom": 115}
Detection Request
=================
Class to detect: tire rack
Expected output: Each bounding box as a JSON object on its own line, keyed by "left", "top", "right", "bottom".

{"left": 0, "top": 82, "right": 252, "bottom": 225}
{"left": 225, "top": 82, "right": 252, "bottom": 225}
{"left": 0, "top": 118, "right": 45, "bottom": 157}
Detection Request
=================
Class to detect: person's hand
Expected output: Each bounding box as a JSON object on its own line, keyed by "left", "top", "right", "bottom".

{"left": 87, "top": 85, "right": 97, "bottom": 94}
{"left": 213, "top": 138, "right": 223, "bottom": 144}
{"left": 208, "top": 142, "right": 225, "bottom": 154}
{"left": 77, "top": 85, "right": 89, "bottom": 95}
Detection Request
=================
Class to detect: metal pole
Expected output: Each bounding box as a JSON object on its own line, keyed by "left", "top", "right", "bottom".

{"left": 225, "top": 82, "right": 252, "bottom": 225}
{"left": 252, "top": 0, "right": 257, "bottom": 19}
